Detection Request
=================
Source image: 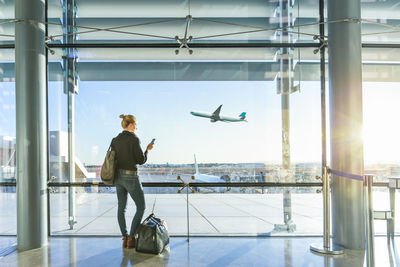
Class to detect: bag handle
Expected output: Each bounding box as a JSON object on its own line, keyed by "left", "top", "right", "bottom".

{"left": 143, "top": 213, "right": 155, "bottom": 223}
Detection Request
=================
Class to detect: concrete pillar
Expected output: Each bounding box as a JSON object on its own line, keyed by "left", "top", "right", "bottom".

{"left": 15, "top": 0, "right": 48, "bottom": 250}
{"left": 328, "top": 0, "right": 364, "bottom": 249}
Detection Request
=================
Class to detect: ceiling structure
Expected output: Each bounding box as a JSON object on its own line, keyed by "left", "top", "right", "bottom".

{"left": 0, "top": 0, "right": 399, "bottom": 82}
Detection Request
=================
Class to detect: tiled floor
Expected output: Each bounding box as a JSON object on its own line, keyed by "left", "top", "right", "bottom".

{"left": 0, "top": 236, "right": 398, "bottom": 267}
{"left": 1, "top": 191, "right": 397, "bottom": 236}
{"left": 1, "top": 190, "right": 398, "bottom": 265}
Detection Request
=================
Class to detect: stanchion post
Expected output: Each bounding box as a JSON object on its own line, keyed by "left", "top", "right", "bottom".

{"left": 186, "top": 177, "right": 190, "bottom": 242}
{"left": 177, "top": 175, "right": 194, "bottom": 243}
{"left": 389, "top": 186, "right": 395, "bottom": 239}
{"left": 364, "top": 174, "right": 375, "bottom": 267}
{"left": 323, "top": 166, "right": 330, "bottom": 248}
{"left": 310, "top": 166, "right": 344, "bottom": 255}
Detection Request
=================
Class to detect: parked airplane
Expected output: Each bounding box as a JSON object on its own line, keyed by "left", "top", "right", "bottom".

{"left": 190, "top": 105, "right": 247, "bottom": 123}
{"left": 192, "top": 155, "right": 229, "bottom": 193}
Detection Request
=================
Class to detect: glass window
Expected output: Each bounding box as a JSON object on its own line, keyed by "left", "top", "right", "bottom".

{"left": 3, "top": 0, "right": 400, "bottom": 238}
{"left": 0, "top": 0, "right": 15, "bottom": 44}
{"left": 361, "top": 0, "right": 400, "bottom": 43}
{"left": 0, "top": 48, "right": 16, "bottom": 235}
{"left": 362, "top": 48, "right": 400, "bottom": 181}
{"left": 47, "top": 44, "right": 326, "bottom": 235}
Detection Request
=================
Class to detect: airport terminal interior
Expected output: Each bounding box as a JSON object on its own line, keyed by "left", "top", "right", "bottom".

{"left": 1, "top": 0, "right": 400, "bottom": 266}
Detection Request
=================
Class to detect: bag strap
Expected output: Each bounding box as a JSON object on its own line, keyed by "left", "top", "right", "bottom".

{"left": 152, "top": 195, "right": 157, "bottom": 214}
{"left": 142, "top": 196, "right": 157, "bottom": 223}
{"left": 108, "top": 138, "right": 115, "bottom": 151}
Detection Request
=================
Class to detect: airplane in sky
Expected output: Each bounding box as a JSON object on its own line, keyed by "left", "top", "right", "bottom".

{"left": 192, "top": 155, "right": 229, "bottom": 193}
{"left": 190, "top": 105, "right": 247, "bottom": 123}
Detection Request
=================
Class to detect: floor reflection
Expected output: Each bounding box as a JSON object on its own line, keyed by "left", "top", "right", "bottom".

{"left": 1, "top": 236, "right": 400, "bottom": 266}
{"left": 120, "top": 246, "right": 170, "bottom": 267}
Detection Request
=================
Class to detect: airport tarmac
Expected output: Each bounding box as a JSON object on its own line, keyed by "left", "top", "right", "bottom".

{"left": 0, "top": 191, "right": 397, "bottom": 236}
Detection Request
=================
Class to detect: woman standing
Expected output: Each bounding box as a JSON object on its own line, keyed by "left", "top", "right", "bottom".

{"left": 111, "top": 114, "right": 154, "bottom": 248}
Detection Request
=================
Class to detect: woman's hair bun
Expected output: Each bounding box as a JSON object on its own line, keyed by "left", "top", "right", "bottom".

{"left": 119, "top": 114, "right": 125, "bottom": 119}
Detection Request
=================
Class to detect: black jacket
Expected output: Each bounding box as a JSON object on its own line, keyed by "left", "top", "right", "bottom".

{"left": 111, "top": 131, "right": 147, "bottom": 171}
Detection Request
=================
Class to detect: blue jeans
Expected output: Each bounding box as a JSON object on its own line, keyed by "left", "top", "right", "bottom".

{"left": 115, "top": 170, "right": 146, "bottom": 237}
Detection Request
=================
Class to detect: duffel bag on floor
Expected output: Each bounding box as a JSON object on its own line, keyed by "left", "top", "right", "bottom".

{"left": 135, "top": 213, "right": 169, "bottom": 254}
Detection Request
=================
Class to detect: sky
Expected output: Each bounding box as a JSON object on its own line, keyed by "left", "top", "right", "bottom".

{"left": 0, "top": 80, "right": 399, "bottom": 165}
{"left": 47, "top": 80, "right": 322, "bottom": 165}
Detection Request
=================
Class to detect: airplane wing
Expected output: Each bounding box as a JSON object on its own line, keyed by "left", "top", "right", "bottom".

{"left": 212, "top": 105, "right": 223, "bottom": 117}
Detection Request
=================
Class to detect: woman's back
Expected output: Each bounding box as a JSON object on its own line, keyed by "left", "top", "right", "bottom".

{"left": 112, "top": 131, "right": 146, "bottom": 171}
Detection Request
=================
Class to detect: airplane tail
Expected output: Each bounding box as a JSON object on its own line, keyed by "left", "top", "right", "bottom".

{"left": 213, "top": 105, "right": 223, "bottom": 116}
{"left": 239, "top": 112, "right": 246, "bottom": 120}
{"left": 194, "top": 154, "right": 200, "bottom": 175}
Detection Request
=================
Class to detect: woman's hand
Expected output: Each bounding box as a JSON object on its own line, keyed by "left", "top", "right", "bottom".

{"left": 146, "top": 143, "right": 154, "bottom": 151}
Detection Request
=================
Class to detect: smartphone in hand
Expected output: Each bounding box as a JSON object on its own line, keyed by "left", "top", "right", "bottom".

{"left": 150, "top": 138, "right": 156, "bottom": 145}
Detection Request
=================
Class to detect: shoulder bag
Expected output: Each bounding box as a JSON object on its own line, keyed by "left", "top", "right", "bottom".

{"left": 100, "top": 139, "right": 116, "bottom": 185}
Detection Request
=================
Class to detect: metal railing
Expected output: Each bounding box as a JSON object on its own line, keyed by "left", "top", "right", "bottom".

{"left": 0, "top": 179, "right": 328, "bottom": 239}
{"left": 0, "top": 181, "right": 390, "bottom": 188}
{"left": 0, "top": 178, "right": 393, "bottom": 257}
{"left": 308, "top": 168, "right": 378, "bottom": 267}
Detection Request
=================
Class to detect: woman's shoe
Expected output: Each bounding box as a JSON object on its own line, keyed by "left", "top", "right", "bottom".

{"left": 127, "top": 237, "right": 135, "bottom": 248}
{"left": 122, "top": 236, "right": 128, "bottom": 248}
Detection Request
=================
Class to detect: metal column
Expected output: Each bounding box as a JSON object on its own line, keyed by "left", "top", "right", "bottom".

{"left": 15, "top": 0, "right": 48, "bottom": 250}
{"left": 274, "top": 0, "right": 296, "bottom": 232}
{"left": 328, "top": 0, "right": 365, "bottom": 249}
{"left": 63, "top": 0, "right": 79, "bottom": 229}
{"left": 67, "top": 90, "right": 76, "bottom": 229}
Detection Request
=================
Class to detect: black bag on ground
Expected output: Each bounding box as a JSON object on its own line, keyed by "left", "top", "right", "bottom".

{"left": 135, "top": 213, "right": 169, "bottom": 254}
